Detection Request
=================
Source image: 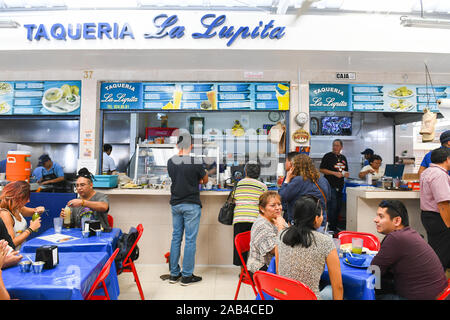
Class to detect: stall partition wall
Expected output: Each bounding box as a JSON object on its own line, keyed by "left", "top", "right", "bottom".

{"left": 310, "top": 112, "right": 395, "bottom": 179}
{"left": 0, "top": 119, "right": 80, "bottom": 173}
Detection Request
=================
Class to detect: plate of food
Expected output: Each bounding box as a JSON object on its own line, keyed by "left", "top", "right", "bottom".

{"left": 121, "top": 182, "right": 144, "bottom": 189}
{"left": 388, "top": 86, "right": 414, "bottom": 99}
{"left": 0, "top": 82, "right": 12, "bottom": 95}
{"left": 42, "top": 84, "right": 80, "bottom": 114}
{"left": 0, "top": 101, "right": 11, "bottom": 114}
{"left": 389, "top": 99, "right": 414, "bottom": 111}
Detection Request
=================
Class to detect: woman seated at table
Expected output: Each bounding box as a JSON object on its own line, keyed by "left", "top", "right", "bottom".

{"left": 358, "top": 154, "right": 384, "bottom": 181}
{"left": 276, "top": 195, "right": 343, "bottom": 300}
{"left": 0, "top": 240, "right": 11, "bottom": 300}
{"left": 279, "top": 154, "right": 331, "bottom": 226}
{"left": 61, "top": 167, "right": 110, "bottom": 229}
{"left": 0, "top": 181, "right": 43, "bottom": 248}
{"left": 247, "top": 191, "right": 287, "bottom": 278}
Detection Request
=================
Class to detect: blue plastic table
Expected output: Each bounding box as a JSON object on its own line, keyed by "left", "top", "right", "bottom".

{"left": 2, "top": 252, "right": 120, "bottom": 300}
{"left": 257, "top": 255, "right": 376, "bottom": 300}
{"left": 20, "top": 228, "right": 122, "bottom": 255}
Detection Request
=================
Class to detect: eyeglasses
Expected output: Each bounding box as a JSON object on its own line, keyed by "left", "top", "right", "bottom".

{"left": 75, "top": 183, "right": 88, "bottom": 188}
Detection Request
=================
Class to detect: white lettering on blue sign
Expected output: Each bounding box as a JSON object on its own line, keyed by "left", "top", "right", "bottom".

{"left": 313, "top": 87, "right": 345, "bottom": 96}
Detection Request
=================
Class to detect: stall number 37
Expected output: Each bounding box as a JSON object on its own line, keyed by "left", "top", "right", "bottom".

{"left": 83, "top": 71, "right": 94, "bottom": 79}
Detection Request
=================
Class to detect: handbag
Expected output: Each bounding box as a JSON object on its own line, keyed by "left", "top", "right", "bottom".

{"left": 314, "top": 180, "right": 328, "bottom": 210}
{"left": 218, "top": 180, "right": 238, "bottom": 225}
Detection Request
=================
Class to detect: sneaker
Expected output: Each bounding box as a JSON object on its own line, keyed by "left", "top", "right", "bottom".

{"left": 180, "top": 274, "right": 202, "bottom": 286}
{"left": 169, "top": 274, "right": 182, "bottom": 284}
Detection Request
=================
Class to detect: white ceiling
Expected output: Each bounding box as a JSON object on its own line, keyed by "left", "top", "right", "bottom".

{"left": 2, "top": 49, "right": 450, "bottom": 73}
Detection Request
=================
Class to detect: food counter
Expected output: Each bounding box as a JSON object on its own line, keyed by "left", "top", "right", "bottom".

{"left": 346, "top": 186, "right": 426, "bottom": 241}
{"left": 98, "top": 188, "right": 232, "bottom": 265}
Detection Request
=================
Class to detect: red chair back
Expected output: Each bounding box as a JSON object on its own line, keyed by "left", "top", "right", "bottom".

{"left": 337, "top": 231, "right": 381, "bottom": 251}
{"left": 85, "top": 248, "right": 120, "bottom": 300}
{"left": 234, "top": 231, "right": 258, "bottom": 300}
{"left": 253, "top": 270, "right": 317, "bottom": 300}
{"left": 437, "top": 280, "right": 450, "bottom": 300}
{"left": 122, "top": 224, "right": 143, "bottom": 269}
{"left": 107, "top": 215, "right": 114, "bottom": 228}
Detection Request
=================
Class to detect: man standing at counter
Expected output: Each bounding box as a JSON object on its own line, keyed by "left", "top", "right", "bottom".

{"left": 320, "top": 139, "right": 349, "bottom": 232}
{"left": 167, "top": 132, "right": 208, "bottom": 286}
{"left": 102, "top": 144, "right": 117, "bottom": 175}
{"left": 361, "top": 148, "right": 374, "bottom": 167}
{"left": 33, "top": 154, "right": 65, "bottom": 187}
{"left": 418, "top": 129, "right": 450, "bottom": 176}
{"left": 419, "top": 147, "right": 450, "bottom": 270}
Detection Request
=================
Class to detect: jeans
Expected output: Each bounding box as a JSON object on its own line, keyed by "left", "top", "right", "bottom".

{"left": 328, "top": 188, "right": 343, "bottom": 231}
{"left": 170, "top": 203, "right": 202, "bottom": 278}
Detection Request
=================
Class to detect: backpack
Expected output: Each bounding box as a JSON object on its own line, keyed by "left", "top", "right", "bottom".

{"left": 114, "top": 227, "right": 140, "bottom": 274}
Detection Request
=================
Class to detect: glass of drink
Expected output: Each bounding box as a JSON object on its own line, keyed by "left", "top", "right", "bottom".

{"left": 63, "top": 206, "right": 72, "bottom": 228}
{"left": 351, "top": 238, "right": 364, "bottom": 254}
{"left": 53, "top": 217, "right": 63, "bottom": 233}
{"left": 333, "top": 238, "right": 342, "bottom": 257}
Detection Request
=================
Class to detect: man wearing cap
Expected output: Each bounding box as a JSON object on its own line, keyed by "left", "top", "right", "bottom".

{"left": 361, "top": 148, "right": 374, "bottom": 167}
{"left": 418, "top": 129, "right": 450, "bottom": 176}
{"left": 32, "top": 154, "right": 65, "bottom": 186}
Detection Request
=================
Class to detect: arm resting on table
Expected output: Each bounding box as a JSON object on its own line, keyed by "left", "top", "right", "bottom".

{"left": 326, "top": 249, "right": 343, "bottom": 300}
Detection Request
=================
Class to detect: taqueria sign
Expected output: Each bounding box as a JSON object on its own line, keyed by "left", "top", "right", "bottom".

{"left": 23, "top": 13, "right": 286, "bottom": 47}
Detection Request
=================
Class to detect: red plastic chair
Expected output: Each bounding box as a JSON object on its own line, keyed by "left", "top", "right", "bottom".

{"left": 85, "top": 248, "right": 120, "bottom": 300}
{"left": 117, "top": 224, "right": 145, "bottom": 300}
{"left": 107, "top": 215, "right": 114, "bottom": 228}
{"left": 253, "top": 270, "right": 317, "bottom": 300}
{"left": 337, "top": 231, "right": 381, "bottom": 251}
{"left": 437, "top": 280, "right": 450, "bottom": 300}
{"left": 234, "top": 231, "right": 258, "bottom": 300}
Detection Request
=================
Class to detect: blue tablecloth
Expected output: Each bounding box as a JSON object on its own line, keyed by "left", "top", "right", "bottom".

{"left": 20, "top": 228, "right": 122, "bottom": 255}
{"left": 257, "top": 255, "right": 376, "bottom": 300}
{"left": 3, "top": 252, "right": 120, "bottom": 300}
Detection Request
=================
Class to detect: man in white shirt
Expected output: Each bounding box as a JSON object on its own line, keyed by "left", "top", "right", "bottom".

{"left": 359, "top": 154, "right": 385, "bottom": 181}
{"left": 102, "top": 144, "right": 117, "bottom": 174}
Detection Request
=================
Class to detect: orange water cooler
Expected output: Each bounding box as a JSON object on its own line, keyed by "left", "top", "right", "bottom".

{"left": 6, "top": 151, "right": 31, "bottom": 182}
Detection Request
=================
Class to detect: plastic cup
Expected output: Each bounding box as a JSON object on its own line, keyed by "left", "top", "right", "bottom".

{"left": 95, "top": 229, "right": 102, "bottom": 237}
{"left": 53, "top": 217, "right": 63, "bottom": 233}
{"left": 352, "top": 238, "right": 364, "bottom": 254}
{"left": 19, "top": 261, "right": 32, "bottom": 272}
{"left": 32, "top": 261, "right": 45, "bottom": 274}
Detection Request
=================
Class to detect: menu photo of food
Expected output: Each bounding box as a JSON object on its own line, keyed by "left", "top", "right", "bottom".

{"left": 41, "top": 81, "right": 81, "bottom": 114}
{"left": 0, "top": 82, "right": 13, "bottom": 115}
{"left": 384, "top": 85, "right": 416, "bottom": 112}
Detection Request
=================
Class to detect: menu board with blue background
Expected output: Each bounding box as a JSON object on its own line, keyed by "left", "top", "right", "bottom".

{"left": 100, "top": 82, "right": 290, "bottom": 111}
{"left": 0, "top": 81, "right": 81, "bottom": 115}
{"left": 310, "top": 83, "right": 442, "bottom": 113}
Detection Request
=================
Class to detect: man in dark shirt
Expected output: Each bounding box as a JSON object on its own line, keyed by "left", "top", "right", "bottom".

{"left": 319, "top": 139, "right": 349, "bottom": 232}
{"left": 167, "top": 132, "right": 208, "bottom": 286}
{"left": 371, "top": 200, "right": 447, "bottom": 300}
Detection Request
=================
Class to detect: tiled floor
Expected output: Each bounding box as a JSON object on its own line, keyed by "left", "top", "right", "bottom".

{"left": 118, "top": 264, "right": 257, "bottom": 300}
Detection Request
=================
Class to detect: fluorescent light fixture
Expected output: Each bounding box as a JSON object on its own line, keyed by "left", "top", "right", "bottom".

{"left": 400, "top": 15, "right": 450, "bottom": 28}
{"left": 0, "top": 20, "right": 20, "bottom": 28}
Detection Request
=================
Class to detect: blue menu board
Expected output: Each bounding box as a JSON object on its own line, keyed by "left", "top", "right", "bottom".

{"left": 310, "top": 83, "right": 445, "bottom": 113}
{"left": 100, "top": 82, "right": 290, "bottom": 111}
{"left": 0, "top": 81, "right": 81, "bottom": 115}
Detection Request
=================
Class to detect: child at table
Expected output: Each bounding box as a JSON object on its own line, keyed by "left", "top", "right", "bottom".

{"left": 276, "top": 195, "right": 343, "bottom": 300}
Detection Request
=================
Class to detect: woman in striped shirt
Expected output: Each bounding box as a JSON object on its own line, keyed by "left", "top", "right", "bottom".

{"left": 232, "top": 163, "right": 268, "bottom": 266}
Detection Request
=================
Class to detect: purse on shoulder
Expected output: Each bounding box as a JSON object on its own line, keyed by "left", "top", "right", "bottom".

{"left": 218, "top": 180, "right": 238, "bottom": 225}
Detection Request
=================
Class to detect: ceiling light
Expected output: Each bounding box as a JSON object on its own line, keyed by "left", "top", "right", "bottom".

{"left": 400, "top": 15, "right": 450, "bottom": 28}
{"left": 0, "top": 20, "right": 20, "bottom": 28}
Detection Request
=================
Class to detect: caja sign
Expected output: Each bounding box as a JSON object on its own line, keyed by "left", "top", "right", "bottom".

{"left": 23, "top": 13, "right": 286, "bottom": 47}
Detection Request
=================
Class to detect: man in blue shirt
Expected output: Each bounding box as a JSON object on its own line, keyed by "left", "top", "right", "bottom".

{"left": 361, "top": 148, "right": 374, "bottom": 167}
{"left": 418, "top": 130, "right": 450, "bottom": 176}
{"left": 0, "top": 159, "right": 6, "bottom": 173}
{"left": 33, "top": 154, "right": 65, "bottom": 186}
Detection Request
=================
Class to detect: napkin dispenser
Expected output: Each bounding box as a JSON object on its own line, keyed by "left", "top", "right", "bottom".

{"left": 83, "top": 219, "right": 101, "bottom": 236}
{"left": 35, "top": 245, "right": 59, "bottom": 269}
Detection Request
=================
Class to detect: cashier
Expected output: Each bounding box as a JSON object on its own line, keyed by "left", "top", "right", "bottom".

{"left": 33, "top": 154, "right": 65, "bottom": 186}
{"left": 102, "top": 144, "right": 117, "bottom": 175}
{"left": 359, "top": 155, "right": 384, "bottom": 181}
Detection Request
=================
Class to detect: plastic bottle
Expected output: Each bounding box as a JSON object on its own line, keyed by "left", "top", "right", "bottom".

{"left": 31, "top": 211, "right": 40, "bottom": 232}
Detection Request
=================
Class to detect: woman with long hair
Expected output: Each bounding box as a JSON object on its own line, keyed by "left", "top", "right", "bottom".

{"left": 276, "top": 195, "right": 343, "bottom": 300}
{"left": 247, "top": 191, "right": 287, "bottom": 277}
{"left": 0, "top": 181, "right": 43, "bottom": 248}
{"left": 60, "top": 168, "right": 110, "bottom": 229}
{"left": 279, "top": 154, "right": 331, "bottom": 226}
